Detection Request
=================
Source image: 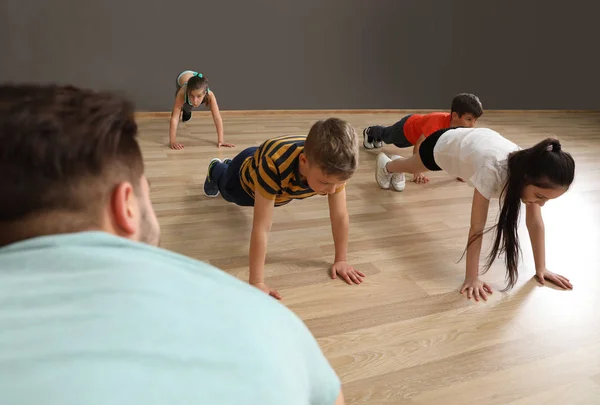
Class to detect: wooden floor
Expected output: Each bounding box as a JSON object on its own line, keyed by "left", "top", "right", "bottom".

{"left": 137, "top": 111, "right": 600, "bottom": 405}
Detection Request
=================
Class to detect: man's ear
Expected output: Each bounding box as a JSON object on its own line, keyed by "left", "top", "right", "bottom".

{"left": 110, "top": 182, "right": 139, "bottom": 236}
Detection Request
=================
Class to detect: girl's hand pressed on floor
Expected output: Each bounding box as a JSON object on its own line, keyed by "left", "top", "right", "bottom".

{"left": 460, "top": 277, "right": 493, "bottom": 302}
{"left": 535, "top": 268, "right": 573, "bottom": 290}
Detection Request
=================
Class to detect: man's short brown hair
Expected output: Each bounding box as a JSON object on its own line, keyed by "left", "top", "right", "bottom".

{"left": 303, "top": 118, "right": 358, "bottom": 180}
{"left": 0, "top": 84, "right": 144, "bottom": 238}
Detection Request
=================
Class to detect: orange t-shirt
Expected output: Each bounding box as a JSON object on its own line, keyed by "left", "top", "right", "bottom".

{"left": 403, "top": 113, "right": 452, "bottom": 144}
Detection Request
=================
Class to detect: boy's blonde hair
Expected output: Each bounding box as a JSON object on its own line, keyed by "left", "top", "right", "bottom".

{"left": 304, "top": 118, "right": 358, "bottom": 180}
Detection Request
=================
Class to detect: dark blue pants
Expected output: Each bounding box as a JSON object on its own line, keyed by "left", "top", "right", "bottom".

{"left": 211, "top": 147, "right": 257, "bottom": 207}
{"left": 368, "top": 114, "right": 413, "bottom": 148}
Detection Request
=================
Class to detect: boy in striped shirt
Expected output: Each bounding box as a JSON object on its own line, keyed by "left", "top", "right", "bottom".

{"left": 203, "top": 118, "right": 364, "bottom": 299}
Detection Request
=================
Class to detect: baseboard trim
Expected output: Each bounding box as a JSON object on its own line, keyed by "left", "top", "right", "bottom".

{"left": 134, "top": 109, "right": 600, "bottom": 118}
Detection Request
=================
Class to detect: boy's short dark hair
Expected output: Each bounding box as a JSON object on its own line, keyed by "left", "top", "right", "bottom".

{"left": 451, "top": 93, "right": 483, "bottom": 118}
{"left": 303, "top": 118, "right": 358, "bottom": 180}
{"left": 0, "top": 83, "right": 143, "bottom": 230}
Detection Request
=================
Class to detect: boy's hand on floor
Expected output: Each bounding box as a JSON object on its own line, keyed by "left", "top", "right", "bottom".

{"left": 170, "top": 142, "right": 185, "bottom": 150}
{"left": 252, "top": 282, "right": 282, "bottom": 300}
{"left": 331, "top": 261, "right": 365, "bottom": 285}
{"left": 218, "top": 142, "right": 235, "bottom": 148}
{"left": 412, "top": 173, "right": 430, "bottom": 184}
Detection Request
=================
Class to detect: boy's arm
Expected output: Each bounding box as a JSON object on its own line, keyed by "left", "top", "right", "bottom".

{"left": 411, "top": 134, "right": 429, "bottom": 184}
{"left": 207, "top": 92, "right": 234, "bottom": 148}
{"left": 328, "top": 187, "right": 365, "bottom": 285}
{"left": 412, "top": 134, "right": 425, "bottom": 156}
{"left": 328, "top": 187, "right": 349, "bottom": 262}
{"left": 249, "top": 190, "right": 281, "bottom": 299}
{"left": 525, "top": 203, "right": 572, "bottom": 289}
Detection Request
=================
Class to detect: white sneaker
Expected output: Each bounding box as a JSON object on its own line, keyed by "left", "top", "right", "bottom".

{"left": 375, "top": 153, "right": 393, "bottom": 189}
{"left": 363, "top": 127, "right": 374, "bottom": 149}
{"left": 391, "top": 173, "right": 406, "bottom": 191}
{"left": 389, "top": 155, "right": 406, "bottom": 191}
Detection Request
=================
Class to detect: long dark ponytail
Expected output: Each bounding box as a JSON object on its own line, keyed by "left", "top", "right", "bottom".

{"left": 482, "top": 138, "right": 575, "bottom": 290}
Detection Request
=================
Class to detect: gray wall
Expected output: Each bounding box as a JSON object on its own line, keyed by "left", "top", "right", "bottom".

{"left": 1, "top": 0, "right": 599, "bottom": 111}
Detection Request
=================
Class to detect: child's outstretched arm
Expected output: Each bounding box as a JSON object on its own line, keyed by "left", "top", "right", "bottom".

{"left": 412, "top": 134, "right": 425, "bottom": 157}
{"left": 249, "top": 192, "right": 281, "bottom": 299}
{"left": 169, "top": 95, "right": 185, "bottom": 150}
{"left": 327, "top": 187, "right": 365, "bottom": 284}
{"left": 525, "top": 203, "right": 573, "bottom": 289}
{"left": 411, "top": 134, "right": 429, "bottom": 184}
{"left": 206, "top": 92, "right": 234, "bottom": 148}
{"left": 461, "top": 189, "right": 493, "bottom": 301}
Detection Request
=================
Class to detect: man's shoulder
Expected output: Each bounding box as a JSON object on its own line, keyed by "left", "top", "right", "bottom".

{"left": 0, "top": 232, "right": 219, "bottom": 276}
{"left": 0, "top": 231, "right": 305, "bottom": 323}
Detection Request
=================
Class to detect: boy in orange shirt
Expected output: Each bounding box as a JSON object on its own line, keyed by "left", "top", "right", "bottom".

{"left": 363, "top": 93, "right": 483, "bottom": 185}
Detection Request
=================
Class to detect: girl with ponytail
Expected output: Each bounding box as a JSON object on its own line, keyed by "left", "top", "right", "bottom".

{"left": 375, "top": 127, "right": 576, "bottom": 301}
{"left": 168, "top": 70, "right": 235, "bottom": 150}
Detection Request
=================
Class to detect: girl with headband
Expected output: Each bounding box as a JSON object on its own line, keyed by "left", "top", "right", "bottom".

{"left": 169, "top": 70, "right": 235, "bottom": 150}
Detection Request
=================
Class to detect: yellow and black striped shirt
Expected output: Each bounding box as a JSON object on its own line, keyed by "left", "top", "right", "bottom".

{"left": 240, "top": 135, "right": 340, "bottom": 206}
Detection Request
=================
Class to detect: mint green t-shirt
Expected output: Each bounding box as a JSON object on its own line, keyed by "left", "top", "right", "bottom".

{"left": 0, "top": 232, "right": 340, "bottom": 405}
